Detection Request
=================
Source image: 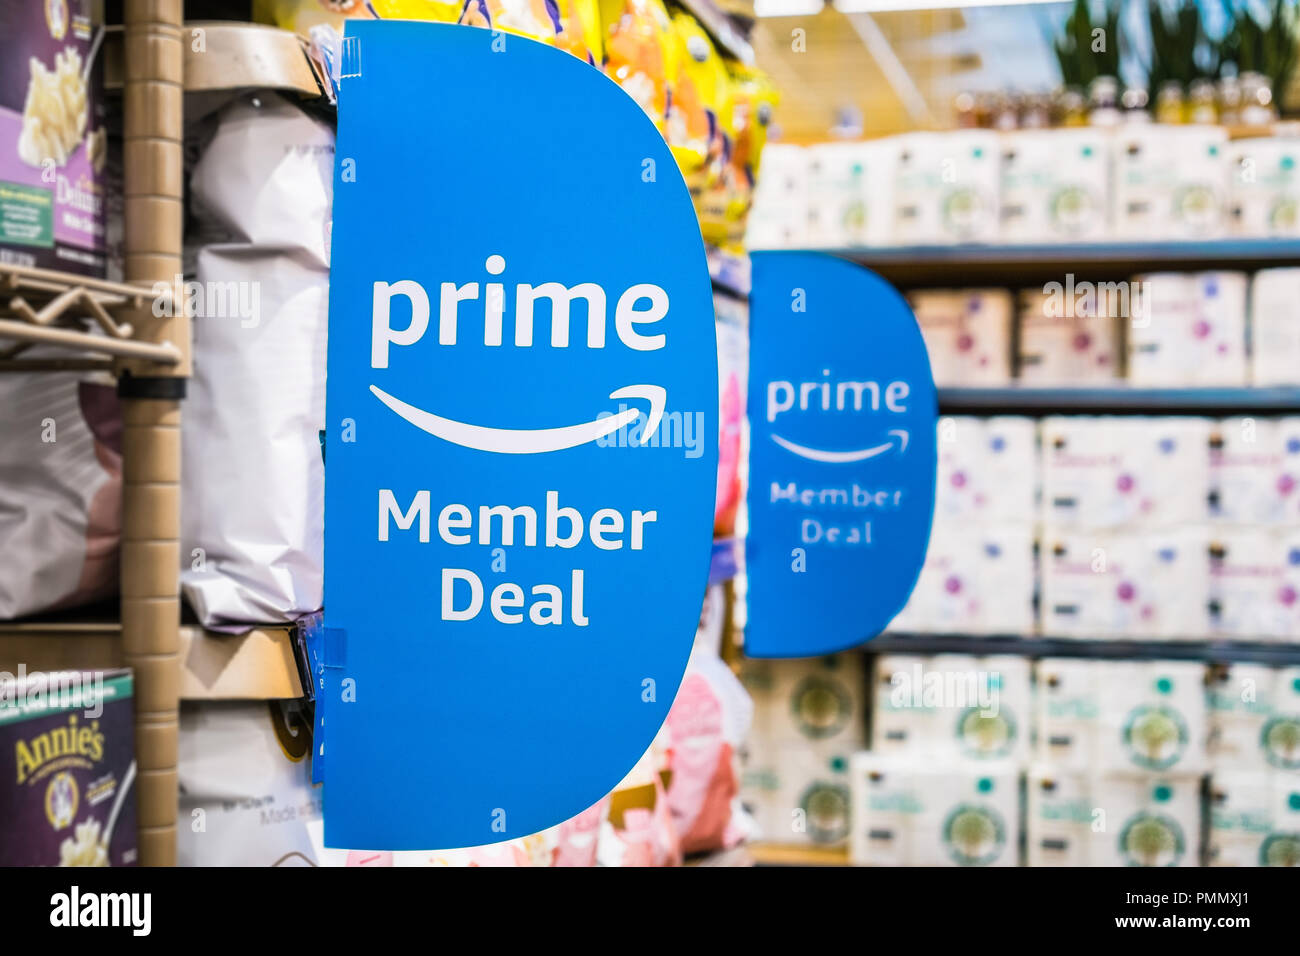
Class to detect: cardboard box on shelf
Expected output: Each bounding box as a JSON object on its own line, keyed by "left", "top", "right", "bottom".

{"left": 0, "top": 4, "right": 107, "bottom": 276}
{"left": 1, "top": 669, "right": 136, "bottom": 867}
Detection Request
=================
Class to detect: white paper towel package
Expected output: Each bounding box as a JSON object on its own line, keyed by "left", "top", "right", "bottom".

{"left": 181, "top": 94, "right": 332, "bottom": 627}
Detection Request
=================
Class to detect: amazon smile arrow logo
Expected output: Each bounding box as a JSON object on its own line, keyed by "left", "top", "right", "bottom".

{"left": 370, "top": 384, "right": 667, "bottom": 455}
{"left": 771, "top": 428, "right": 910, "bottom": 463}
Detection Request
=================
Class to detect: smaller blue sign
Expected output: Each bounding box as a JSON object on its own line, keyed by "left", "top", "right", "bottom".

{"left": 745, "top": 252, "right": 936, "bottom": 657}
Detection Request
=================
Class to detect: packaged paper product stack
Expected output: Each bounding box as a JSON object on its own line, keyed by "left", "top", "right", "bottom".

{"left": 1029, "top": 659, "right": 1206, "bottom": 866}
{"left": 1206, "top": 772, "right": 1300, "bottom": 866}
{"left": 1034, "top": 659, "right": 1207, "bottom": 776}
{"left": 892, "top": 130, "right": 1000, "bottom": 244}
{"left": 1208, "top": 417, "right": 1300, "bottom": 641}
{"left": 893, "top": 416, "right": 1036, "bottom": 635}
{"left": 999, "top": 128, "right": 1110, "bottom": 243}
{"left": 1227, "top": 136, "right": 1300, "bottom": 238}
{"left": 804, "top": 141, "right": 894, "bottom": 248}
{"left": 739, "top": 654, "right": 865, "bottom": 846}
{"left": 1206, "top": 664, "right": 1300, "bottom": 865}
{"left": 181, "top": 92, "right": 333, "bottom": 627}
{"left": 872, "top": 654, "right": 1032, "bottom": 765}
{"left": 849, "top": 753, "right": 1020, "bottom": 866}
{"left": 744, "top": 143, "right": 807, "bottom": 249}
{"left": 1111, "top": 125, "right": 1227, "bottom": 240}
{"left": 1128, "top": 272, "right": 1248, "bottom": 386}
{"left": 1039, "top": 416, "right": 1213, "bottom": 639}
{"left": 1248, "top": 269, "right": 1300, "bottom": 386}
{"left": 1027, "top": 767, "right": 1202, "bottom": 866}
{"left": 907, "top": 290, "right": 1013, "bottom": 386}
{"left": 1016, "top": 287, "right": 1121, "bottom": 385}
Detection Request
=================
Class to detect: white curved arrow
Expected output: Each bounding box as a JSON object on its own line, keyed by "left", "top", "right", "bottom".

{"left": 369, "top": 383, "right": 667, "bottom": 455}
{"left": 770, "top": 433, "right": 898, "bottom": 464}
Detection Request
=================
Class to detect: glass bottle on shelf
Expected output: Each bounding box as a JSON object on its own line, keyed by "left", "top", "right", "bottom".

{"left": 993, "top": 91, "right": 1020, "bottom": 130}
{"left": 1121, "top": 86, "right": 1150, "bottom": 123}
{"left": 1217, "top": 74, "right": 1242, "bottom": 127}
{"left": 1058, "top": 86, "right": 1087, "bottom": 126}
{"left": 1155, "top": 81, "right": 1185, "bottom": 124}
{"left": 1188, "top": 78, "right": 1218, "bottom": 124}
{"left": 974, "top": 91, "right": 996, "bottom": 129}
{"left": 1087, "top": 76, "right": 1121, "bottom": 126}
{"left": 954, "top": 91, "right": 978, "bottom": 128}
{"left": 1021, "top": 92, "right": 1051, "bottom": 128}
{"left": 1239, "top": 72, "right": 1277, "bottom": 126}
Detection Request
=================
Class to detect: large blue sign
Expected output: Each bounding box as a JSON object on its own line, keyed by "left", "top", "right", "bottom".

{"left": 323, "top": 21, "right": 717, "bottom": 849}
{"left": 745, "top": 252, "right": 936, "bottom": 657}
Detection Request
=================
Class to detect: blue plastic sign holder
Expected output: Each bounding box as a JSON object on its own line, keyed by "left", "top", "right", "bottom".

{"left": 745, "top": 252, "right": 936, "bottom": 658}
{"left": 322, "top": 21, "right": 717, "bottom": 849}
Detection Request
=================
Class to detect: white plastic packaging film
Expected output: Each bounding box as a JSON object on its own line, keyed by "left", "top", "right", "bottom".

{"left": 181, "top": 93, "right": 333, "bottom": 627}
{"left": 0, "top": 365, "right": 120, "bottom": 619}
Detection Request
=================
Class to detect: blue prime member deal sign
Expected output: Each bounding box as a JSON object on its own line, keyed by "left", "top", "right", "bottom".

{"left": 745, "top": 252, "right": 936, "bottom": 658}
{"left": 322, "top": 21, "right": 717, "bottom": 849}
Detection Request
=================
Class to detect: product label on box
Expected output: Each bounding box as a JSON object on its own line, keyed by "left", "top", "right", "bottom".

{"left": 0, "top": 669, "right": 136, "bottom": 867}
{"left": 322, "top": 22, "right": 716, "bottom": 849}
{"left": 745, "top": 252, "right": 936, "bottom": 656}
{"left": 0, "top": 2, "right": 106, "bottom": 275}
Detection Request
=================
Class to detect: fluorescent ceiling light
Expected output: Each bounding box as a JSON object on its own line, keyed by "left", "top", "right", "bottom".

{"left": 754, "top": 0, "right": 825, "bottom": 16}
{"left": 834, "top": 0, "right": 1057, "bottom": 12}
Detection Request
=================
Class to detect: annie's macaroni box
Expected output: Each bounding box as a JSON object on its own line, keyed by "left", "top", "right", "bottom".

{"left": 0, "top": 669, "right": 137, "bottom": 867}
{"left": 0, "top": 0, "right": 107, "bottom": 276}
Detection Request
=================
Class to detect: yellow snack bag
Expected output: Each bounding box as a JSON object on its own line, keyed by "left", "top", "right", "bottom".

{"left": 696, "top": 61, "right": 739, "bottom": 244}
{"left": 555, "top": 0, "right": 603, "bottom": 66}
{"left": 665, "top": 12, "right": 715, "bottom": 192}
{"left": 369, "top": 0, "right": 463, "bottom": 23}
{"left": 455, "top": 0, "right": 561, "bottom": 42}
{"left": 254, "top": 0, "right": 375, "bottom": 34}
{"left": 723, "top": 61, "right": 777, "bottom": 242}
{"left": 598, "top": 0, "right": 675, "bottom": 131}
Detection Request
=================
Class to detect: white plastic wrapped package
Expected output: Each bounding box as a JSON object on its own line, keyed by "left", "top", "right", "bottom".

{"left": 0, "top": 367, "right": 120, "bottom": 618}
{"left": 181, "top": 94, "right": 332, "bottom": 627}
{"left": 178, "top": 701, "right": 321, "bottom": 866}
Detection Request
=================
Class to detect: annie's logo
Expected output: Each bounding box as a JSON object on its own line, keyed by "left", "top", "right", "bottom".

{"left": 16, "top": 713, "right": 104, "bottom": 785}
{"left": 368, "top": 255, "right": 670, "bottom": 454}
